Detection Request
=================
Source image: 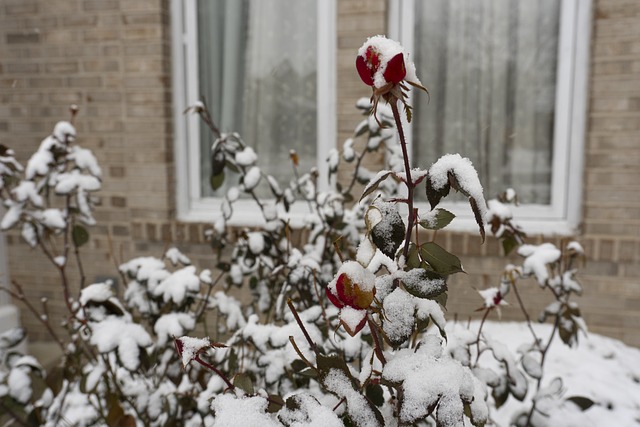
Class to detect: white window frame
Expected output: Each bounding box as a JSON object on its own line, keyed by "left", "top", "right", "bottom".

{"left": 389, "top": 0, "right": 592, "bottom": 235}
{"left": 171, "top": 0, "right": 336, "bottom": 225}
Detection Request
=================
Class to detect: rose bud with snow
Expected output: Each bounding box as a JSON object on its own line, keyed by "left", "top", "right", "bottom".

{"left": 326, "top": 261, "right": 376, "bottom": 336}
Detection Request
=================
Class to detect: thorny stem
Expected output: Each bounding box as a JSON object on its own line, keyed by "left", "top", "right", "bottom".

{"left": 3, "top": 282, "right": 66, "bottom": 351}
{"left": 343, "top": 144, "right": 369, "bottom": 196}
{"left": 194, "top": 355, "right": 235, "bottom": 391}
{"left": 287, "top": 298, "right": 317, "bottom": 353}
{"left": 525, "top": 315, "right": 560, "bottom": 426}
{"left": 389, "top": 100, "right": 416, "bottom": 261}
{"left": 195, "top": 270, "right": 225, "bottom": 321}
{"left": 0, "top": 398, "right": 31, "bottom": 426}
{"left": 288, "top": 336, "right": 318, "bottom": 373}
{"left": 474, "top": 308, "right": 491, "bottom": 366}
{"left": 511, "top": 281, "right": 543, "bottom": 352}
{"left": 38, "top": 239, "right": 74, "bottom": 314}
{"left": 367, "top": 316, "right": 387, "bottom": 365}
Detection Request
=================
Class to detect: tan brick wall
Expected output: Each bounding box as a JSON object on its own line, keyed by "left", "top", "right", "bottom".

{"left": 0, "top": 0, "right": 181, "bottom": 340}
{"left": 1, "top": 0, "right": 639, "bottom": 347}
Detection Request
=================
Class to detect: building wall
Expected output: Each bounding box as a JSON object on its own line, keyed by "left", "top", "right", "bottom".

{"left": 0, "top": 0, "right": 638, "bottom": 346}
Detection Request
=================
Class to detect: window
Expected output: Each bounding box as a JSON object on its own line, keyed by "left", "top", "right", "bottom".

{"left": 171, "top": 0, "right": 336, "bottom": 223}
{"left": 389, "top": 0, "right": 592, "bottom": 234}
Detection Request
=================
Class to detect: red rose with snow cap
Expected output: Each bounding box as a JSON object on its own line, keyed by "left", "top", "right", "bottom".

{"left": 355, "top": 36, "right": 428, "bottom": 124}
{"left": 326, "top": 261, "right": 376, "bottom": 336}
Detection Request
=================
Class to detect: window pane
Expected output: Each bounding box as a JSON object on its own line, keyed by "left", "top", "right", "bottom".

{"left": 412, "top": 0, "right": 560, "bottom": 204}
{"left": 198, "top": 0, "right": 318, "bottom": 198}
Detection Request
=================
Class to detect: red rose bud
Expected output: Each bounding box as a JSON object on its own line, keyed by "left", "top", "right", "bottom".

{"left": 383, "top": 53, "right": 406, "bottom": 84}
{"left": 356, "top": 54, "right": 375, "bottom": 86}
{"left": 334, "top": 272, "right": 375, "bottom": 310}
{"left": 326, "top": 285, "right": 344, "bottom": 309}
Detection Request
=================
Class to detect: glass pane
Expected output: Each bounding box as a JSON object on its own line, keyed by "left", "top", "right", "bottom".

{"left": 198, "top": 0, "right": 318, "bottom": 198}
{"left": 412, "top": 0, "right": 560, "bottom": 204}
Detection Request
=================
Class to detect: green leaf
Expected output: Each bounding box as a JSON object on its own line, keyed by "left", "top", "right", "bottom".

{"left": 211, "top": 150, "right": 225, "bottom": 176}
{"left": 425, "top": 175, "right": 450, "bottom": 209}
{"left": 233, "top": 372, "right": 254, "bottom": 394}
{"left": 210, "top": 172, "right": 225, "bottom": 191}
{"left": 469, "top": 196, "right": 486, "bottom": 243}
{"left": 267, "top": 394, "right": 285, "bottom": 413}
{"left": 566, "top": 396, "right": 595, "bottom": 411}
{"left": 224, "top": 159, "right": 240, "bottom": 173}
{"left": 359, "top": 171, "right": 393, "bottom": 202}
{"left": 400, "top": 268, "right": 447, "bottom": 299}
{"left": 371, "top": 208, "right": 405, "bottom": 259}
{"left": 354, "top": 119, "right": 369, "bottom": 137}
{"left": 46, "top": 366, "right": 64, "bottom": 395}
{"left": 72, "top": 225, "right": 89, "bottom": 247}
{"left": 290, "top": 359, "right": 307, "bottom": 372}
{"left": 366, "top": 383, "right": 385, "bottom": 407}
{"left": 418, "top": 208, "right": 455, "bottom": 231}
{"left": 502, "top": 235, "right": 519, "bottom": 255}
{"left": 419, "top": 242, "right": 464, "bottom": 275}
{"left": 106, "top": 395, "right": 125, "bottom": 427}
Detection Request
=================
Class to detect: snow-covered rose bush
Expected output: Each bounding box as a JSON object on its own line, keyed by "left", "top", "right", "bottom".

{"left": 0, "top": 37, "right": 590, "bottom": 426}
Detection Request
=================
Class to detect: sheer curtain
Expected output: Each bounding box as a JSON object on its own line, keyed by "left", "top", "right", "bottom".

{"left": 412, "top": 0, "right": 560, "bottom": 204}
{"left": 198, "top": 0, "right": 317, "bottom": 198}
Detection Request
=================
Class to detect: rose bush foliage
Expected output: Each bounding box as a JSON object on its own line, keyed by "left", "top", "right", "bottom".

{"left": 0, "top": 37, "right": 588, "bottom": 427}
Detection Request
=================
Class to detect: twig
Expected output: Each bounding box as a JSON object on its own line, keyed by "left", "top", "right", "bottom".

{"left": 287, "top": 298, "right": 317, "bottom": 352}
{"left": 288, "top": 336, "right": 318, "bottom": 373}
{"left": 389, "top": 100, "right": 416, "bottom": 261}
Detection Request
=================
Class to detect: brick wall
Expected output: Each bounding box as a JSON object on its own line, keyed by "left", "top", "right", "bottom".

{"left": 0, "top": 0, "right": 182, "bottom": 340}
{"left": 1, "top": 0, "right": 639, "bottom": 346}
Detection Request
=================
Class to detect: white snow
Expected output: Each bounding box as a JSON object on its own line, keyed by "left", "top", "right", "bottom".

{"left": 165, "top": 247, "right": 191, "bottom": 266}
{"left": 243, "top": 166, "right": 261, "bottom": 191}
{"left": 154, "top": 313, "right": 195, "bottom": 346}
{"left": 79, "top": 282, "right": 113, "bottom": 305}
{"left": 428, "top": 154, "right": 487, "bottom": 221}
{"left": 54, "top": 169, "right": 101, "bottom": 194}
{"left": 323, "top": 368, "right": 380, "bottom": 427}
{"left": 278, "top": 393, "right": 342, "bottom": 427}
{"left": 175, "top": 335, "right": 210, "bottom": 367}
{"left": 52, "top": 121, "right": 76, "bottom": 143}
{"left": 449, "top": 321, "right": 640, "bottom": 427}
{"left": 235, "top": 147, "right": 257, "bottom": 166}
{"left": 12, "top": 180, "right": 43, "bottom": 207}
{"left": 36, "top": 208, "right": 66, "bottom": 229}
{"left": 518, "top": 243, "right": 562, "bottom": 286}
{"left": 247, "top": 232, "right": 265, "bottom": 255}
{"left": 68, "top": 146, "right": 102, "bottom": 177}
{"left": 211, "top": 394, "right": 280, "bottom": 427}
{"left": 89, "top": 317, "right": 152, "bottom": 371}
{"left": 152, "top": 266, "right": 201, "bottom": 304}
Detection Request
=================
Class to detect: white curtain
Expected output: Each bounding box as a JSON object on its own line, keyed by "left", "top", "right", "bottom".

{"left": 198, "top": 0, "right": 317, "bottom": 197}
{"left": 412, "top": 0, "right": 560, "bottom": 204}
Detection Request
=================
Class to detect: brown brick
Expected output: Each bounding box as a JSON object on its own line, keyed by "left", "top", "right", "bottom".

{"left": 111, "top": 196, "right": 126, "bottom": 207}
{"left": 5, "top": 2, "right": 38, "bottom": 14}
{"left": 112, "top": 225, "right": 129, "bottom": 236}
{"left": 109, "top": 166, "right": 125, "bottom": 178}
{"left": 6, "top": 32, "right": 40, "bottom": 44}
{"left": 161, "top": 223, "right": 172, "bottom": 241}
{"left": 146, "top": 223, "right": 157, "bottom": 241}
{"left": 83, "top": 0, "right": 119, "bottom": 11}
{"left": 6, "top": 62, "right": 40, "bottom": 73}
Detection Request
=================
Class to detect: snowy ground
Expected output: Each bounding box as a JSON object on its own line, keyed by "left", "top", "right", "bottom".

{"left": 449, "top": 321, "right": 640, "bottom": 426}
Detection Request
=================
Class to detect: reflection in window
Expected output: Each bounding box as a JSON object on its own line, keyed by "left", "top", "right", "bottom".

{"left": 198, "top": 0, "right": 317, "bottom": 198}
{"left": 412, "top": 0, "right": 560, "bottom": 204}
